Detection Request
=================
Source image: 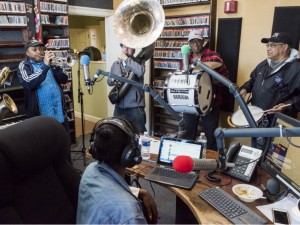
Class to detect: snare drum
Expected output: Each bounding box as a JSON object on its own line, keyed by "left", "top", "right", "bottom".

{"left": 230, "top": 105, "right": 264, "bottom": 127}
{"left": 165, "top": 72, "right": 215, "bottom": 115}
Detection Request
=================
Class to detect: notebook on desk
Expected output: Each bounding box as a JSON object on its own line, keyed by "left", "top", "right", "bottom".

{"left": 144, "top": 137, "right": 203, "bottom": 189}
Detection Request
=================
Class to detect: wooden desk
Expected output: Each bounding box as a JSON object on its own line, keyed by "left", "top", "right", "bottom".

{"left": 127, "top": 150, "right": 271, "bottom": 224}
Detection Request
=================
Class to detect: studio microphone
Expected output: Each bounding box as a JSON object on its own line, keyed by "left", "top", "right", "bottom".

{"left": 181, "top": 44, "right": 191, "bottom": 74}
{"left": 91, "top": 73, "right": 100, "bottom": 85}
{"left": 173, "top": 155, "right": 235, "bottom": 173}
{"left": 80, "top": 55, "right": 91, "bottom": 90}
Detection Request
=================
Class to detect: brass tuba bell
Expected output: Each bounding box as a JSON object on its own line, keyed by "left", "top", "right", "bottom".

{"left": 0, "top": 67, "right": 10, "bottom": 86}
{"left": 0, "top": 94, "right": 18, "bottom": 121}
{"left": 113, "top": 0, "right": 165, "bottom": 49}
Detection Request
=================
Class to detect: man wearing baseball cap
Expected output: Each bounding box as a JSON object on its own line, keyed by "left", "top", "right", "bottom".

{"left": 240, "top": 32, "right": 300, "bottom": 146}
{"left": 179, "top": 29, "right": 228, "bottom": 151}
{"left": 17, "top": 39, "right": 71, "bottom": 160}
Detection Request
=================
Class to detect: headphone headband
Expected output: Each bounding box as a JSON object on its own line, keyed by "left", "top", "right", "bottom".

{"left": 90, "top": 116, "right": 142, "bottom": 168}
{"left": 99, "top": 117, "right": 137, "bottom": 140}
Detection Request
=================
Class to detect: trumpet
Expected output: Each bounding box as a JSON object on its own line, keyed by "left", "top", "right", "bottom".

{"left": 40, "top": 53, "right": 76, "bottom": 67}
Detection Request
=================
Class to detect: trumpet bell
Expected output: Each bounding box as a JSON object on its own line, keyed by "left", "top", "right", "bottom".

{"left": 0, "top": 67, "right": 10, "bottom": 86}
{"left": 114, "top": 0, "right": 165, "bottom": 49}
{"left": 66, "top": 55, "right": 76, "bottom": 67}
{"left": 0, "top": 94, "right": 18, "bottom": 121}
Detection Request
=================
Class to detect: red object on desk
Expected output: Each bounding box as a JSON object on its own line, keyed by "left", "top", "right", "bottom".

{"left": 173, "top": 156, "right": 193, "bottom": 173}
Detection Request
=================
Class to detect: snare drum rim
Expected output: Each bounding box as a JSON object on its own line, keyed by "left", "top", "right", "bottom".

{"left": 231, "top": 105, "right": 264, "bottom": 127}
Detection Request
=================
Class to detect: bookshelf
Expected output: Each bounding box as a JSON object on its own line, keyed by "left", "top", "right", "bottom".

{"left": 0, "top": 0, "right": 28, "bottom": 126}
{"left": 34, "top": 0, "right": 76, "bottom": 143}
{"left": 150, "top": 0, "right": 216, "bottom": 136}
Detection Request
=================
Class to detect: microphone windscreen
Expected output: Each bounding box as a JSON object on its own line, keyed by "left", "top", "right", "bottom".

{"left": 173, "top": 156, "right": 193, "bottom": 173}
{"left": 267, "top": 178, "right": 280, "bottom": 195}
{"left": 80, "top": 55, "right": 90, "bottom": 65}
{"left": 181, "top": 45, "right": 191, "bottom": 55}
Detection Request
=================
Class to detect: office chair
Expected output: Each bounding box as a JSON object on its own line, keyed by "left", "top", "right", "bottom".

{"left": 0, "top": 116, "right": 81, "bottom": 223}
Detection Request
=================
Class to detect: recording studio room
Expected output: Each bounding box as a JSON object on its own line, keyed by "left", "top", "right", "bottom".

{"left": 0, "top": 0, "right": 300, "bottom": 224}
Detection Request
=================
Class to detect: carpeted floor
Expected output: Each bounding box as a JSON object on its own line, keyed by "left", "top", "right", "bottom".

{"left": 71, "top": 134, "right": 176, "bottom": 224}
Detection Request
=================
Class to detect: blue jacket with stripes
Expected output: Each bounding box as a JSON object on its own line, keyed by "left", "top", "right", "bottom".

{"left": 17, "top": 57, "right": 68, "bottom": 118}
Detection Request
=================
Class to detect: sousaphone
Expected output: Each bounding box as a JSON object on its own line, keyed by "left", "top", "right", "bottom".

{"left": 109, "top": 0, "right": 165, "bottom": 103}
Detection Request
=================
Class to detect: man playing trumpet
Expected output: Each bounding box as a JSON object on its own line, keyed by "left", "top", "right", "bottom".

{"left": 17, "top": 39, "right": 70, "bottom": 145}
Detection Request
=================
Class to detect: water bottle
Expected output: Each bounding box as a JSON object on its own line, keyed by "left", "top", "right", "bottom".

{"left": 141, "top": 132, "right": 151, "bottom": 160}
{"left": 197, "top": 132, "right": 207, "bottom": 159}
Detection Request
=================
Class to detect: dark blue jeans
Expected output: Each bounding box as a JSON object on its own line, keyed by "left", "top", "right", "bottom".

{"left": 182, "top": 107, "right": 220, "bottom": 151}
{"left": 114, "top": 106, "right": 146, "bottom": 133}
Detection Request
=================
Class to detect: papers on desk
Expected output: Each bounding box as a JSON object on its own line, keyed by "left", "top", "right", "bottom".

{"left": 256, "top": 193, "right": 298, "bottom": 224}
{"left": 139, "top": 135, "right": 160, "bottom": 154}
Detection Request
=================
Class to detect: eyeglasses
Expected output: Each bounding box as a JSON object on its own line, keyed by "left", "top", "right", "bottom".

{"left": 265, "top": 43, "right": 286, "bottom": 48}
{"left": 189, "top": 40, "right": 203, "bottom": 45}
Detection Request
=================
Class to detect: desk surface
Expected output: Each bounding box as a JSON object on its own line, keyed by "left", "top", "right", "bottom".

{"left": 127, "top": 150, "right": 271, "bottom": 224}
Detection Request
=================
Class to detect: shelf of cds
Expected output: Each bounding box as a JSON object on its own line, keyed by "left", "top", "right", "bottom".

{"left": 34, "top": 0, "right": 76, "bottom": 143}
{"left": 159, "top": 0, "right": 210, "bottom": 8}
{"left": 153, "top": 13, "right": 209, "bottom": 70}
{"left": 0, "top": 0, "right": 29, "bottom": 126}
{"left": 150, "top": 0, "right": 216, "bottom": 136}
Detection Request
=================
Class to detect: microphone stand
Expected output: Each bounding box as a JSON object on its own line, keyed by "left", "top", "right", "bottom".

{"left": 92, "top": 69, "right": 186, "bottom": 133}
{"left": 71, "top": 53, "right": 87, "bottom": 166}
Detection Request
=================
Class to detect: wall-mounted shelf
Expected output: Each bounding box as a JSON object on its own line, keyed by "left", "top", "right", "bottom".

{"left": 0, "top": 0, "right": 28, "bottom": 126}
{"left": 159, "top": 0, "right": 210, "bottom": 8}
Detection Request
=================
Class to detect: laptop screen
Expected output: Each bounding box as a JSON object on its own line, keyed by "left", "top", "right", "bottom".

{"left": 157, "top": 137, "right": 203, "bottom": 166}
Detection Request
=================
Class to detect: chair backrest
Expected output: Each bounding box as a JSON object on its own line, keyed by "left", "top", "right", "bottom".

{"left": 0, "top": 116, "right": 81, "bottom": 224}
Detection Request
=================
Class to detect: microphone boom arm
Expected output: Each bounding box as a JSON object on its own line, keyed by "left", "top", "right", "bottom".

{"left": 94, "top": 69, "right": 185, "bottom": 131}
{"left": 193, "top": 60, "right": 257, "bottom": 128}
{"left": 214, "top": 125, "right": 300, "bottom": 170}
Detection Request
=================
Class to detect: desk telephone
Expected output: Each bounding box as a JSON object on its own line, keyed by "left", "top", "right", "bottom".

{"left": 224, "top": 142, "right": 263, "bottom": 182}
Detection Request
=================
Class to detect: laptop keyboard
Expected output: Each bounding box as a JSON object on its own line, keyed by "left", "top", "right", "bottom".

{"left": 152, "top": 167, "right": 197, "bottom": 181}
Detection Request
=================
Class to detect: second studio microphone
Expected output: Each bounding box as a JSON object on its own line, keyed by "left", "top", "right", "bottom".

{"left": 80, "top": 55, "right": 91, "bottom": 90}
{"left": 173, "top": 155, "right": 235, "bottom": 173}
{"left": 181, "top": 44, "right": 191, "bottom": 74}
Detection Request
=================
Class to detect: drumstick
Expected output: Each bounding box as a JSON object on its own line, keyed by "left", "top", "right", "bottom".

{"left": 251, "top": 104, "right": 292, "bottom": 116}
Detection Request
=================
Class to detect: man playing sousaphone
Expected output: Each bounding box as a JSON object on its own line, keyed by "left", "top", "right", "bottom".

{"left": 107, "top": 43, "right": 147, "bottom": 133}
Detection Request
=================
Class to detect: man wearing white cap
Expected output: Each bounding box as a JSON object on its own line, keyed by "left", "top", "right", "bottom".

{"left": 181, "top": 30, "right": 228, "bottom": 151}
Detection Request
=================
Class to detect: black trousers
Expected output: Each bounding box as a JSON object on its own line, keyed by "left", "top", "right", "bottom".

{"left": 181, "top": 107, "right": 220, "bottom": 151}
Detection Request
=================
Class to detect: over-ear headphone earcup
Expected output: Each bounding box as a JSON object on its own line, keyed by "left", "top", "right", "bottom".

{"left": 90, "top": 116, "right": 142, "bottom": 166}
{"left": 89, "top": 142, "right": 96, "bottom": 159}
{"left": 121, "top": 143, "right": 142, "bottom": 168}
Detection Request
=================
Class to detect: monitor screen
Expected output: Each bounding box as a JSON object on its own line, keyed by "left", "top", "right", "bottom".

{"left": 261, "top": 113, "right": 300, "bottom": 198}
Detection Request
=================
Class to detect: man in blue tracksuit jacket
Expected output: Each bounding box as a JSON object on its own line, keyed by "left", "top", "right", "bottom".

{"left": 17, "top": 39, "right": 69, "bottom": 127}
{"left": 17, "top": 40, "right": 71, "bottom": 161}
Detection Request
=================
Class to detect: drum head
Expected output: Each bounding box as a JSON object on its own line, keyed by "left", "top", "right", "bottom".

{"left": 198, "top": 72, "right": 213, "bottom": 114}
{"left": 231, "top": 105, "right": 264, "bottom": 127}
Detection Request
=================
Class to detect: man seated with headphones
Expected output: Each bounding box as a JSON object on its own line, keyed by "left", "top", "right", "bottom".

{"left": 76, "top": 116, "right": 158, "bottom": 224}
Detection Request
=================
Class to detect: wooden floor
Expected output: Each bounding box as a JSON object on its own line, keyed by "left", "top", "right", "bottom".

{"left": 75, "top": 117, "right": 95, "bottom": 137}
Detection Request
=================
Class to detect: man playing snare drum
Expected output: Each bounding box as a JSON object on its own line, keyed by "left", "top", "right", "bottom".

{"left": 180, "top": 30, "right": 228, "bottom": 151}
{"left": 240, "top": 32, "right": 300, "bottom": 120}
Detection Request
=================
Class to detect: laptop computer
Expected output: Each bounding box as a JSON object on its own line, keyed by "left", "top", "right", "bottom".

{"left": 144, "top": 137, "right": 203, "bottom": 189}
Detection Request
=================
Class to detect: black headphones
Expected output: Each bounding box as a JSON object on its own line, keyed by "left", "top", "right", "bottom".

{"left": 89, "top": 117, "right": 142, "bottom": 168}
